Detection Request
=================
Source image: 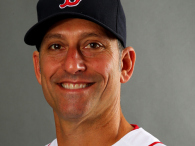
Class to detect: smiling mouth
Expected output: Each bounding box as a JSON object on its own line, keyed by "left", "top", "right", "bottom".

{"left": 61, "top": 83, "right": 94, "bottom": 89}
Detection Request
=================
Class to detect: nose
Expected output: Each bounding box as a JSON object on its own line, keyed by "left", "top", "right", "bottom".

{"left": 62, "top": 47, "right": 86, "bottom": 74}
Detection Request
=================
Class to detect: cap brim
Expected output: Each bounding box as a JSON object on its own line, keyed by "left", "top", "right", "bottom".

{"left": 24, "top": 12, "right": 124, "bottom": 47}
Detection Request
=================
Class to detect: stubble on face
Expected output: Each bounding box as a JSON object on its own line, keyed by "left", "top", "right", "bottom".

{"left": 38, "top": 18, "right": 122, "bottom": 123}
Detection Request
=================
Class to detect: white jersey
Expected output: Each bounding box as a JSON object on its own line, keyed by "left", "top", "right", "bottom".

{"left": 45, "top": 125, "right": 166, "bottom": 146}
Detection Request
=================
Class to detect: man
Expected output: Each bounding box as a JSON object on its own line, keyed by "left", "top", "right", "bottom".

{"left": 24, "top": 0, "right": 166, "bottom": 145}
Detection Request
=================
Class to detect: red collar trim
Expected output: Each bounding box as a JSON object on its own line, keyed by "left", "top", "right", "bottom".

{"left": 131, "top": 124, "right": 139, "bottom": 130}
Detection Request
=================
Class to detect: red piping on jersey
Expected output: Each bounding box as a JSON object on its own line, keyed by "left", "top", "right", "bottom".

{"left": 131, "top": 124, "right": 139, "bottom": 130}
{"left": 149, "top": 142, "right": 163, "bottom": 146}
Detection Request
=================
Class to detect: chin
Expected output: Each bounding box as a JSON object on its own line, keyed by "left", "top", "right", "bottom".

{"left": 54, "top": 102, "right": 93, "bottom": 121}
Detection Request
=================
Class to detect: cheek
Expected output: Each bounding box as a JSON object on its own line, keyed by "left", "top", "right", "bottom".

{"left": 40, "top": 56, "right": 61, "bottom": 97}
{"left": 89, "top": 53, "right": 120, "bottom": 86}
{"left": 89, "top": 58, "right": 111, "bottom": 78}
{"left": 90, "top": 56, "right": 121, "bottom": 109}
{"left": 40, "top": 55, "right": 61, "bottom": 77}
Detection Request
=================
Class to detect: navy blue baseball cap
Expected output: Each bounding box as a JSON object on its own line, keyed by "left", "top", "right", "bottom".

{"left": 24, "top": 0, "right": 126, "bottom": 50}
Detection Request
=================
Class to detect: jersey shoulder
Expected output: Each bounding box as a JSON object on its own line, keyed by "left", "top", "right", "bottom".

{"left": 112, "top": 126, "right": 166, "bottom": 146}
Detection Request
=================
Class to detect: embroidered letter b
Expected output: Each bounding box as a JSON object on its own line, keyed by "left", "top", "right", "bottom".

{"left": 59, "top": 0, "right": 82, "bottom": 9}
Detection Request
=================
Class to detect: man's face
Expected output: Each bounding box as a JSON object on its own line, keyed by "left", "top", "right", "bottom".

{"left": 33, "top": 18, "right": 131, "bottom": 121}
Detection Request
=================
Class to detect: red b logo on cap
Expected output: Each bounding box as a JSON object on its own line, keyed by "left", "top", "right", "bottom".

{"left": 59, "top": 0, "right": 82, "bottom": 9}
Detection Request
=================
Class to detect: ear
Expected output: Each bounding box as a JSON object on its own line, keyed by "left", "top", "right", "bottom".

{"left": 33, "top": 51, "right": 42, "bottom": 85}
{"left": 120, "top": 46, "right": 136, "bottom": 83}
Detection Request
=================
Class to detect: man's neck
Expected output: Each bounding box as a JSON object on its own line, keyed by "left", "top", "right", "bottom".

{"left": 53, "top": 106, "right": 134, "bottom": 146}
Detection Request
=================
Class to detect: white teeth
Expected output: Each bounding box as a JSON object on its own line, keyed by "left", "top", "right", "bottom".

{"left": 61, "top": 83, "right": 88, "bottom": 89}
{"left": 70, "top": 84, "right": 74, "bottom": 89}
{"left": 75, "top": 84, "right": 79, "bottom": 88}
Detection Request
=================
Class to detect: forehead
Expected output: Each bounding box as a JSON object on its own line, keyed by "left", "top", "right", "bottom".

{"left": 43, "top": 18, "right": 115, "bottom": 41}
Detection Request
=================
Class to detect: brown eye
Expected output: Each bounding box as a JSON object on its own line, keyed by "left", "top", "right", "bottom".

{"left": 81, "top": 42, "right": 104, "bottom": 57}
{"left": 85, "top": 43, "right": 102, "bottom": 49}
{"left": 50, "top": 44, "right": 62, "bottom": 50}
{"left": 90, "top": 43, "right": 100, "bottom": 48}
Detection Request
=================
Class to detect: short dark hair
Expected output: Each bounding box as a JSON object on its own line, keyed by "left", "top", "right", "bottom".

{"left": 118, "top": 40, "right": 124, "bottom": 53}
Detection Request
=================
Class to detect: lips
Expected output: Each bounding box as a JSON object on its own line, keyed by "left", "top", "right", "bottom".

{"left": 61, "top": 83, "right": 93, "bottom": 89}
